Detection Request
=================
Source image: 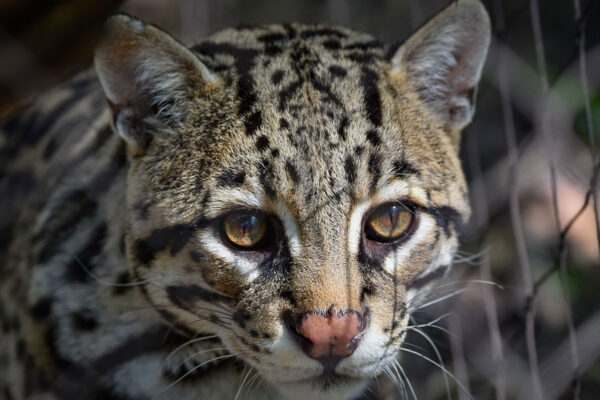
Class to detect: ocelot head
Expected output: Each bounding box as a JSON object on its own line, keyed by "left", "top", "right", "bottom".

{"left": 95, "top": 1, "right": 490, "bottom": 398}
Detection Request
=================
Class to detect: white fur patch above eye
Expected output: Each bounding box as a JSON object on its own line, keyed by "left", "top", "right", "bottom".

{"left": 382, "top": 214, "right": 435, "bottom": 275}
{"left": 204, "top": 189, "right": 265, "bottom": 218}
{"left": 273, "top": 200, "right": 302, "bottom": 258}
{"left": 198, "top": 229, "right": 259, "bottom": 281}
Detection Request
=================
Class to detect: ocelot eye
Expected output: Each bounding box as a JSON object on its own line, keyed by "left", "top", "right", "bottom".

{"left": 365, "top": 203, "right": 414, "bottom": 243}
{"left": 222, "top": 211, "right": 269, "bottom": 249}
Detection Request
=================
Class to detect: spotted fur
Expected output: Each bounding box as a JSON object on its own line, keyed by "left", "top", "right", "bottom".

{"left": 0, "top": 1, "right": 490, "bottom": 399}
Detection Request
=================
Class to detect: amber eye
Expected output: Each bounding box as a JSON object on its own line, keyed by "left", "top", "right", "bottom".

{"left": 222, "top": 211, "right": 268, "bottom": 249}
{"left": 365, "top": 203, "right": 414, "bottom": 242}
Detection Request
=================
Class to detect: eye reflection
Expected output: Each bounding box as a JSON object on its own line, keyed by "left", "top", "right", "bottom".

{"left": 222, "top": 212, "right": 268, "bottom": 249}
{"left": 365, "top": 203, "right": 413, "bottom": 242}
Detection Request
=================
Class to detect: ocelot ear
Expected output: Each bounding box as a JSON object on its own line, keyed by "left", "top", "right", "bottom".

{"left": 391, "top": 0, "right": 490, "bottom": 142}
{"left": 95, "top": 14, "right": 220, "bottom": 155}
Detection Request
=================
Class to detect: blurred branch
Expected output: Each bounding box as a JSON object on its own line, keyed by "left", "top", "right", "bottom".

{"left": 540, "top": 309, "right": 600, "bottom": 399}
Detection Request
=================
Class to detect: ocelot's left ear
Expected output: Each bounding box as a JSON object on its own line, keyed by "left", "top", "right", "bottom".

{"left": 391, "top": 0, "right": 490, "bottom": 142}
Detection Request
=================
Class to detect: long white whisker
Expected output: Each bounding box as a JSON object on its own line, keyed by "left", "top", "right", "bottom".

{"left": 163, "top": 335, "right": 220, "bottom": 364}
{"left": 393, "top": 359, "right": 417, "bottom": 400}
{"left": 408, "top": 289, "right": 468, "bottom": 311}
{"left": 152, "top": 354, "right": 237, "bottom": 399}
{"left": 409, "top": 327, "right": 452, "bottom": 400}
{"left": 398, "top": 347, "right": 474, "bottom": 400}
{"left": 234, "top": 366, "right": 253, "bottom": 400}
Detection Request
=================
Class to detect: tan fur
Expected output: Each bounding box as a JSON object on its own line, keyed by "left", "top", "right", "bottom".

{"left": 0, "top": 1, "right": 490, "bottom": 399}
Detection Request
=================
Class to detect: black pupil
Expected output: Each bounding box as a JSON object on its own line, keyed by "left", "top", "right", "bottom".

{"left": 387, "top": 206, "right": 400, "bottom": 234}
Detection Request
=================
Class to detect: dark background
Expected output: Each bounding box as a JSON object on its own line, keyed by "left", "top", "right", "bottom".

{"left": 1, "top": 0, "right": 599, "bottom": 399}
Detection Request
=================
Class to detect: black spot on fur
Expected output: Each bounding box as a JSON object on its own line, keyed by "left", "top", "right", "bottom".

{"left": 166, "top": 285, "right": 233, "bottom": 310}
{"left": 322, "top": 39, "right": 341, "bottom": 50}
{"left": 31, "top": 297, "right": 52, "bottom": 320}
{"left": 255, "top": 135, "right": 270, "bottom": 151}
{"left": 258, "top": 32, "right": 287, "bottom": 42}
{"left": 310, "top": 72, "right": 341, "bottom": 106}
{"left": 301, "top": 28, "right": 347, "bottom": 39}
{"left": 279, "top": 118, "right": 289, "bottom": 129}
{"left": 249, "top": 330, "right": 259, "bottom": 338}
{"left": 71, "top": 311, "right": 98, "bottom": 331}
{"left": 43, "top": 137, "right": 59, "bottom": 160}
{"left": 250, "top": 344, "right": 260, "bottom": 352}
{"left": 112, "top": 271, "right": 132, "bottom": 295}
{"left": 217, "top": 169, "right": 246, "bottom": 187}
{"left": 366, "top": 129, "right": 381, "bottom": 146}
{"left": 344, "top": 40, "right": 382, "bottom": 51}
{"left": 278, "top": 78, "right": 304, "bottom": 111}
{"left": 280, "top": 290, "right": 297, "bottom": 306}
{"left": 134, "top": 199, "right": 153, "bottom": 220}
{"left": 244, "top": 111, "right": 262, "bottom": 136}
{"left": 258, "top": 159, "right": 277, "bottom": 198}
{"left": 271, "top": 70, "right": 284, "bottom": 85}
{"left": 6, "top": 87, "right": 91, "bottom": 148}
{"left": 361, "top": 67, "right": 382, "bottom": 127}
{"left": 233, "top": 312, "right": 251, "bottom": 329}
{"left": 329, "top": 65, "right": 347, "bottom": 78}
{"left": 344, "top": 156, "right": 357, "bottom": 183}
{"left": 135, "top": 220, "right": 206, "bottom": 265}
{"left": 360, "top": 285, "right": 375, "bottom": 303}
{"left": 285, "top": 161, "right": 300, "bottom": 184}
{"left": 424, "top": 206, "right": 463, "bottom": 236}
{"left": 368, "top": 152, "right": 382, "bottom": 192}
{"left": 337, "top": 116, "right": 348, "bottom": 141}
{"left": 45, "top": 323, "right": 72, "bottom": 369}
{"left": 407, "top": 265, "right": 449, "bottom": 289}
{"left": 193, "top": 43, "right": 260, "bottom": 116}
{"left": 189, "top": 250, "right": 203, "bottom": 262}
{"left": 392, "top": 160, "right": 420, "bottom": 178}
{"left": 66, "top": 222, "right": 107, "bottom": 282}
{"left": 271, "top": 148, "right": 280, "bottom": 158}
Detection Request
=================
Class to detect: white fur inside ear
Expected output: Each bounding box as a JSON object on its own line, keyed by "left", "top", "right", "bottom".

{"left": 391, "top": 0, "right": 490, "bottom": 133}
{"left": 94, "top": 15, "right": 220, "bottom": 147}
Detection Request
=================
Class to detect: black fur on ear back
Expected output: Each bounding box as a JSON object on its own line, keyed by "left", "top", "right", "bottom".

{"left": 94, "top": 14, "right": 220, "bottom": 155}
{"left": 391, "top": 0, "right": 490, "bottom": 141}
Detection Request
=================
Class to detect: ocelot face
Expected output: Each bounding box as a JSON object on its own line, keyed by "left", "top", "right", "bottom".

{"left": 96, "top": 1, "right": 490, "bottom": 398}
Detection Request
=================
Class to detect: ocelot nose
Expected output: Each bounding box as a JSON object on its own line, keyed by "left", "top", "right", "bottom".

{"left": 287, "top": 310, "right": 369, "bottom": 368}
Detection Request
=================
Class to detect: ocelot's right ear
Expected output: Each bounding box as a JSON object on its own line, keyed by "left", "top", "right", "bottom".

{"left": 95, "top": 14, "right": 220, "bottom": 155}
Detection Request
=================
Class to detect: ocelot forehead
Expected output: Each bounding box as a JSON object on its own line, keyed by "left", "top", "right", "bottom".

{"left": 183, "top": 24, "right": 463, "bottom": 217}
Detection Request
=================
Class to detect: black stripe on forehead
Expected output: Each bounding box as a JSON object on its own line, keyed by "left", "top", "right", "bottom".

{"left": 361, "top": 67, "right": 382, "bottom": 127}
{"left": 392, "top": 160, "right": 421, "bottom": 179}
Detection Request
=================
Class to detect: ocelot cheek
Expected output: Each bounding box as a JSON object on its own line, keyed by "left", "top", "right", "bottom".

{"left": 190, "top": 251, "right": 245, "bottom": 300}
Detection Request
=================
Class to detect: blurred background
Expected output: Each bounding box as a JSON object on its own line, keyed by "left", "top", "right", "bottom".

{"left": 0, "top": 0, "right": 598, "bottom": 399}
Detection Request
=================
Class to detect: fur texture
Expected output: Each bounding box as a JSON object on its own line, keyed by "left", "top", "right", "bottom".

{"left": 0, "top": 1, "right": 490, "bottom": 399}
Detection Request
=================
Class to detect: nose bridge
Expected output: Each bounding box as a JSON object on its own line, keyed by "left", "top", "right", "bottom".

{"left": 292, "top": 207, "right": 363, "bottom": 313}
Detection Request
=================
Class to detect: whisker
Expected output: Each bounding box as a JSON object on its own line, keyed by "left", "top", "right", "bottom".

{"left": 152, "top": 354, "right": 238, "bottom": 399}
{"left": 163, "top": 335, "right": 220, "bottom": 364}
{"left": 408, "top": 289, "right": 468, "bottom": 312}
{"left": 398, "top": 347, "right": 475, "bottom": 400}
{"left": 393, "top": 359, "right": 418, "bottom": 400}
{"left": 70, "top": 253, "right": 158, "bottom": 287}
{"left": 408, "top": 327, "right": 452, "bottom": 400}
{"left": 234, "top": 366, "right": 253, "bottom": 400}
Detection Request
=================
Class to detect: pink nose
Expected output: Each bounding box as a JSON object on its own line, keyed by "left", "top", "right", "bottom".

{"left": 290, "top": 310, "right": 367, "bottom": 365}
